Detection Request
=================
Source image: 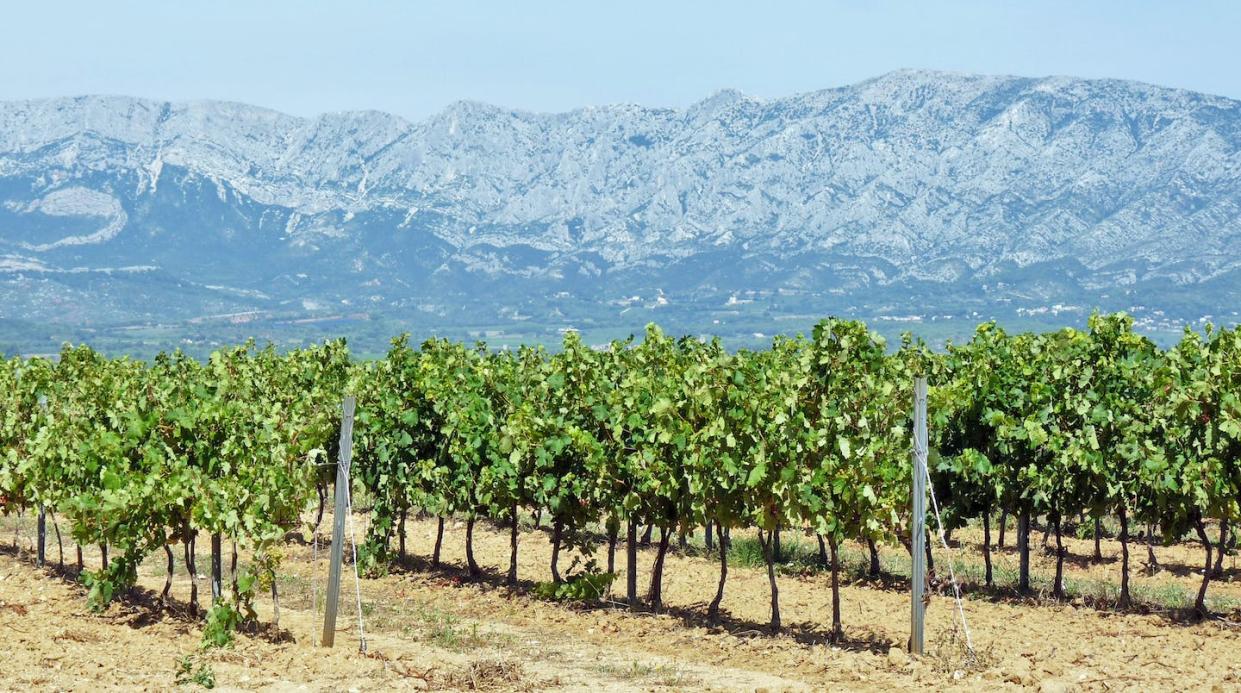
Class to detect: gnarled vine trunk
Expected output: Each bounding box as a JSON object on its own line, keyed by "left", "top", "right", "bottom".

{"left": 982, "top": 509, "right": 993, "bottom": 587}
{"left": 161, "top": 544, "right": 175, "bottom": 607}
{"left": 36, "top": 507, "right": 45, "bottom": 567}
{"left": 313, "top": 482, "right": 326, "bottom": 540}
{"left": 708, "top": 523, "right": 728, "bottom": 624}
{"left": 209, "top": 533, "right": 222, "bottom": 603}
{"left": 1017, "top": 510, "right": 1031, "bottom": 592}
{"left": 626, "top": 518, "right": 639, "bottom": 609}
{"left": 867, "top": 537, "right": 881, "bottom": 578}
{"left": 1093, "top": 516, "right": 1103, "bottom": 562}
{"left": 230, "top": 541, "right": 239, "bottom": 597}
{"left": 1118, "top": 505, "right": 1131, "bottom": 607}
{"left": 606, "top": 518, "right": 618, "bottom": 576}
{"left": 432, "top": 517, "right": 444, "bottom": 567}
{"left": 50, "top": 510, "right": 63, "bottom": 568}
{"left": 1146, "top": 524, "right": 1159, "bottom": 574}
{"left": 507, "top": 504, "right": 519, "bottom": 587}
{"left": 646, "top": 527, "right": 670, "bottom": 611}
{"left": 758, "top": 528, "right": 780, "bottom": 632}
{"left": 1213, "top": 520, "right": 1230, "bottom": 578}
{"left": 828, "top": 534, "right": 843, "bottom": 641}
{"left": 398, "top": 507, "right": 408, "bottom": 561}
{"left": 465, "top": 518, "right": 480, "bottom": 578}
{"left": 184, "top": 531, "right": 199, "bottom": 616}
{"left": 1194, "top": 516, "right": 1214, "bottom": 616}
{"left": 550, "top": 519, "right": 564, "bottom": 584}
{"left": 924, "top": 528, "right": 935, "bottom": 575}
{"left": 1052, "top": 514, "right": 1066, "bottom": 599}
{"left": 270, "top": 569, "right": 281, "bottom": 630}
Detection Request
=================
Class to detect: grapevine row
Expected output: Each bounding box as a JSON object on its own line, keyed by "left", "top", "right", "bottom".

{"left": 1, "top": 313, "right": 1239, "bottom": 642}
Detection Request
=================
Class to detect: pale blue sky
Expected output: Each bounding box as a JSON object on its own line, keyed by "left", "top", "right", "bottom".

{"left": 3, "top": 1, "right": 1237, "bottom": 119}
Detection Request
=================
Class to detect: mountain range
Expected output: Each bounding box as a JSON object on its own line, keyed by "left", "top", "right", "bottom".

{"left": 2, "top": 69, "right": 1239, "bottom": 355}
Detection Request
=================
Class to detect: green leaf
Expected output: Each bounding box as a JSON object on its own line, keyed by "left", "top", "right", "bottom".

{"left": 746, "top": 464, "right": 767, "bottom": 487}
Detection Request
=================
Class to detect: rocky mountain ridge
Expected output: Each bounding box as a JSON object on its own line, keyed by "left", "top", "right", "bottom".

{"left": 1, "top": 70, "right": 1238, "bottom": 353}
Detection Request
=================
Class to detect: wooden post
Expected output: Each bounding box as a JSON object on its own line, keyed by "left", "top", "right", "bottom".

{"left": 910, "top": 376, "right": 928, "bottom": 655}
{"left": 321, "top": 396, "right": 356, "bottom": 648}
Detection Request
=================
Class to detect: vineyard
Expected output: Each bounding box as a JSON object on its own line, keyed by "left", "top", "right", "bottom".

{"left": 2, "top": 313, "right": 1241, "bottom": 685}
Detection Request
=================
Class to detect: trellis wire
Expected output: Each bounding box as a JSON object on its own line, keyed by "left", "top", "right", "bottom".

{"left": 344, "top": 472, "right": 367, "bottom": 653}
{"left": 923, "top": 459, "right": 977, "bottom": 660}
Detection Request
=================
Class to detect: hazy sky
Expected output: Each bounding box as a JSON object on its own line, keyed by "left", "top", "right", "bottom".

{"left": 3, "top": 1, "right": 1237, "bottom": 119}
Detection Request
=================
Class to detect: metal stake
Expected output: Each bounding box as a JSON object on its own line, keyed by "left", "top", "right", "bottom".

{"left": 321, "top": 396, "right": 356, "bottom": 647}
{"left": 910, "top": 376, "right": 928, "bottom": 654}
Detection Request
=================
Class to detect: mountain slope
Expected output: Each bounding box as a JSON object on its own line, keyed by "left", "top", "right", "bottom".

{"left": 2, "top": 70, "right": 1239, "bottom": 353}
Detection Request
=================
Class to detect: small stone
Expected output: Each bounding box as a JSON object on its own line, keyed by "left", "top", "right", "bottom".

{"left": 1006, "top": 659, "right": 1032, "bottom": 685}
{"left": 1039, "top": 680, "right": 1071, "bottom": 693}
{"left": 886, "top": 648, "right": 908, "bottom": 668}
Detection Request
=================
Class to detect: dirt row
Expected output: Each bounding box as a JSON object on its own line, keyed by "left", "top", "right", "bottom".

{"left": 2, "top": 512, "right": 1240, "bottom": 691}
